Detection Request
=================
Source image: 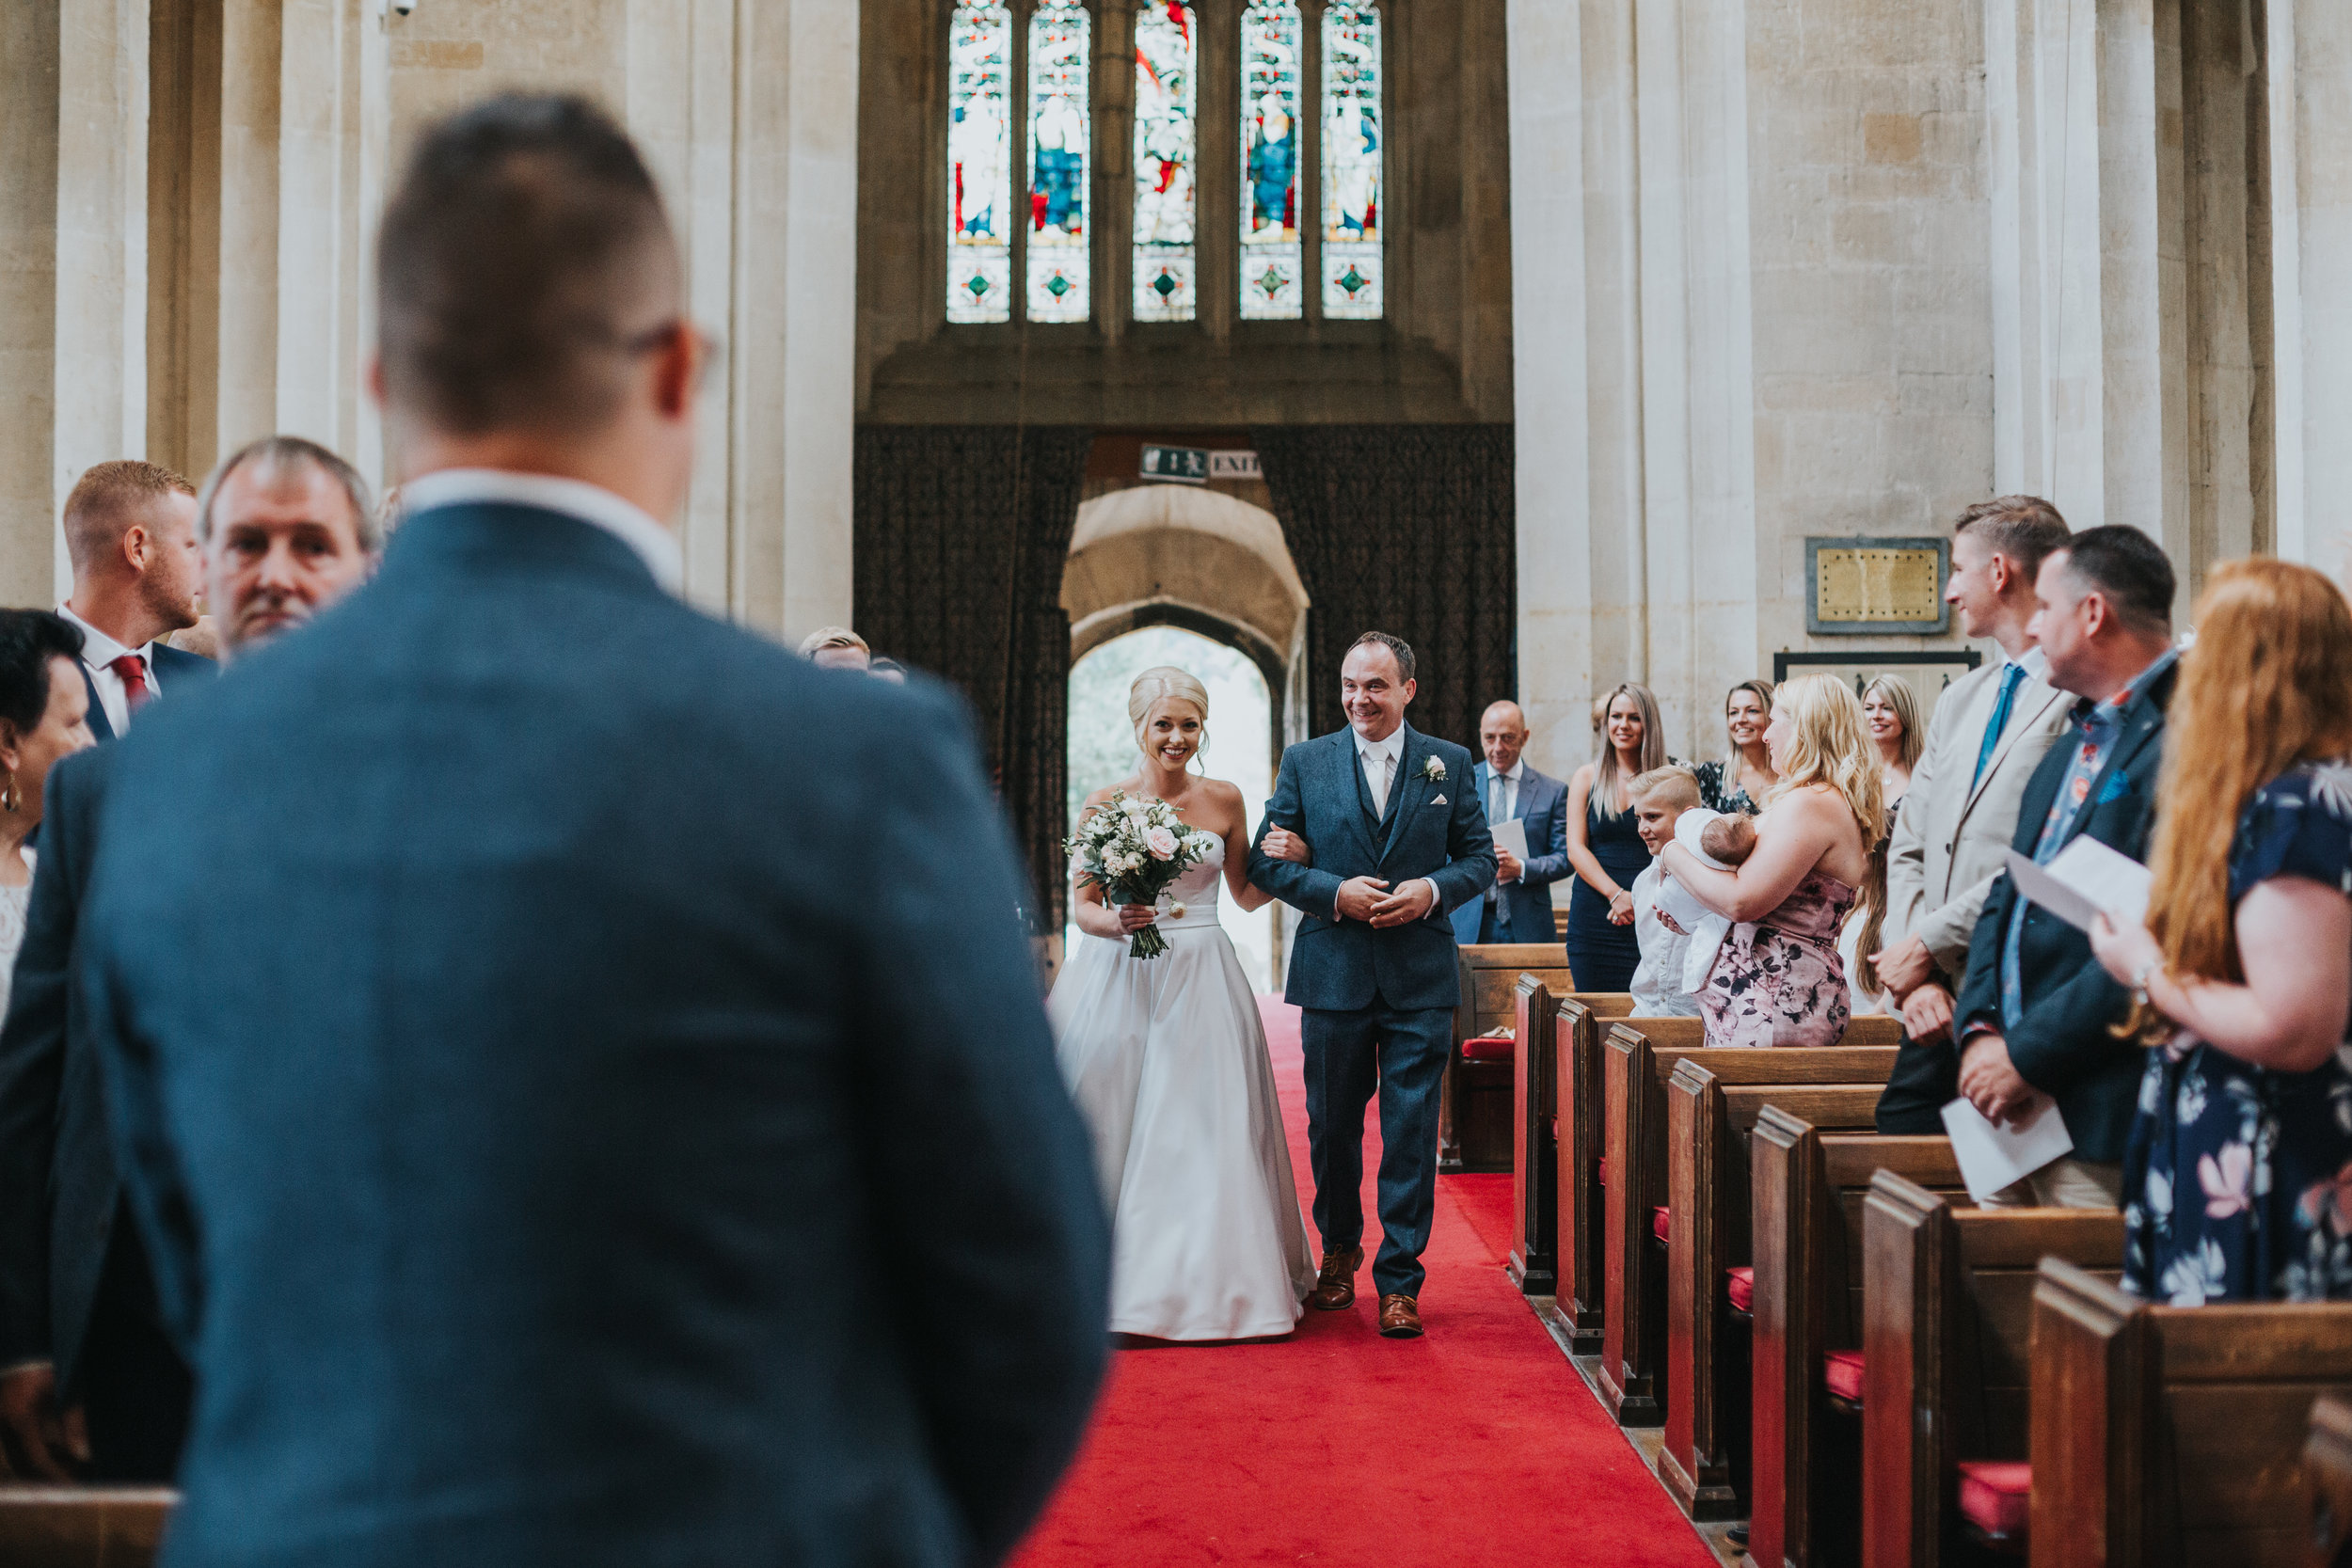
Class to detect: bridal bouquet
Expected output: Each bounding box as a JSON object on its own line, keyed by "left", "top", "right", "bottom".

{"left": 1066, "top": 791, "right": 1212, "bottom": 958}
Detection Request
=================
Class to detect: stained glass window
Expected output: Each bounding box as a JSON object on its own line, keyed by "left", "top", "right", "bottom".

{"left": 1026, "top": 0, "right": 1090, "bottom": 324}
{"left": 1238, "top": 0, "right": 1302, "bottom": 320}
{"left": 1320, "top": 0, "right": 1381, "bottom": 318}
{"left": 1131, "top": 1, "right": 1197, "bottom": 323}
{"left": 946, "top": 0, "right": 1012, "bottom": 323}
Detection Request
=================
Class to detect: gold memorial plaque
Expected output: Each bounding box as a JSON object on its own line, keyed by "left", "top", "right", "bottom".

{"left": 1808, "top": 541, "right": 1947, "bottom": 633}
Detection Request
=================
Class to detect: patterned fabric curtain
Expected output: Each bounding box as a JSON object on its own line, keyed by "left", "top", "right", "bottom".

{"left": 853, "top": 426, "right": 1093, "bottom": 931}
{"left": 1252, "top": 425, "right": 1518, "bottom": 748}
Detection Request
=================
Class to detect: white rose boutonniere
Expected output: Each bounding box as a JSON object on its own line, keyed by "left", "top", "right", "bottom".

{"left": 1420, "top": 756, "right": 1448, "bottom": 784}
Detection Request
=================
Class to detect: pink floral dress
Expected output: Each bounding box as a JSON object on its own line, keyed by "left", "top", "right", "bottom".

{"left": 1695, "top": 869, "right": 1857, "bottom": 1049}
{"left": 2123, "top": 762, "right": 2352, "bottom": 1304}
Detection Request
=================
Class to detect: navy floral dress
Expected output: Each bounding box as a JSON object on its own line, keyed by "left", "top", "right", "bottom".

{"left": 2122, "top": 761, "right": 2352, "bottom": 1305}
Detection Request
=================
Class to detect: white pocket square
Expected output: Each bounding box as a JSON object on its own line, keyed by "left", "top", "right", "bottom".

{"left": 1430, "top": 794, "right": 1447, "bottom": 805}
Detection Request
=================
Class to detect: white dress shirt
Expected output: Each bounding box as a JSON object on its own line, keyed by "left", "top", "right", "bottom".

{"left": 56, "top": 605, "right": 156, "bottom": 736}
{"left": 397, "top": 467, "right": 684, "bottom": 595}
{"left": 1485, "top": 758, "right": 1525, "bottom": 902}
{"left": 1348, "top": 724, "right": 1436, "bottom": 921}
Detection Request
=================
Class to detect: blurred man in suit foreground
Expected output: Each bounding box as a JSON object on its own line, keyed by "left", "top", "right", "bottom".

{"left": 0, "top": 436, "right": 377, "bottom": 1482}
{"left": 82, "top": 96, "right": 1107, "bottom": 1566}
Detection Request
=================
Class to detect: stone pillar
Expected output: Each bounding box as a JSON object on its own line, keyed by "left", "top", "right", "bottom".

{"left": 2269, "top": 0, "right": 2352, "bottom": 569}
{"left": 0, "top": 0, "right": 65, "bottom": 605}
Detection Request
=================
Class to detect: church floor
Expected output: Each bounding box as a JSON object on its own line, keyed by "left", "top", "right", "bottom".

{"left": 1010, "top": 998, "right": 1722, "bottom": 1568}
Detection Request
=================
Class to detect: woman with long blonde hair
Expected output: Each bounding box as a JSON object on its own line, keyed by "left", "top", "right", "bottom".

{"left": 1839, "top": 673, "right": 1925, "bottom": 1015}
{"left": 1661, "top": 673, "right": 1883, "bottom": 1046}
{"left": 2089, "top": 560, "right": 2352, "bottom": 1303}
{"left": 1563, "top": 681, "right": 1668, "bottom": 991}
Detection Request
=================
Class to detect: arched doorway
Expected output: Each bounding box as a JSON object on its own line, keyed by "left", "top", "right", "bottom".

{"left": 1059, "top": 483, "right": 1310, "bottom": 990}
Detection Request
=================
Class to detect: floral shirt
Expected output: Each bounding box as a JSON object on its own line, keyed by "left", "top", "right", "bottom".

{"left": 1692, "top": 759, "right": 1760, "bottom": 817}
{"left": 2122, "top": 760, "right": 2352, "bottom": 1305}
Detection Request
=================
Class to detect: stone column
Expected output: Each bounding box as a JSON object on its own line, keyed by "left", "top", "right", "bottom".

{"left": 2269, "top": 0, "right": 2352, "bottom": 569}
{"left": 0, "top": 0, "right": 66, "bottom": 605}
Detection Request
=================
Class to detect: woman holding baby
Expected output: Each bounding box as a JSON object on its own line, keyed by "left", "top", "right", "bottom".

{"left": 1661, "top": 674, "right": 1886, "bottom": 1048}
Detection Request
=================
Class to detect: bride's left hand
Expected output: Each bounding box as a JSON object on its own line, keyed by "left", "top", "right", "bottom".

{"left": 1261, "top": 828, "right": 1312, "bottom": 865}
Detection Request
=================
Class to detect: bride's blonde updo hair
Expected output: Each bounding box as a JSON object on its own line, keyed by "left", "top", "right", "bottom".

{"left": 1129, "top": 666, "right": 1210, "bottom": 754}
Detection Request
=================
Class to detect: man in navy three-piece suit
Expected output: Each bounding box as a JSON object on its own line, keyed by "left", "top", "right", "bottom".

{"left": 1249, "top": 634, "right": 1495, "bottom": 1338}
{"left": 77, "top": 94, "right": 1107, "bottom": 1568}
{"left": 1448, "top": 700, "right": 1569, "bottom": 946}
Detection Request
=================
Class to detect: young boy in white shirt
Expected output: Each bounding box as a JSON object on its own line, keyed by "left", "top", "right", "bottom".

{"left": 1627, "top": 766, "right": 1707, "bottom": 1017}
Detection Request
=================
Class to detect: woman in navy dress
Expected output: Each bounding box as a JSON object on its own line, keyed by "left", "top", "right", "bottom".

{"left": 2090, "top": 560, "right": 2352, "bottom": 1304}
{"left": 1563, "top": 683, "right": 1665, "bottom": 992}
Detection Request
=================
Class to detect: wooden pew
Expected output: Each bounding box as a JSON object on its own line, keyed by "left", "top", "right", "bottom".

{"left": 1515, "top": 986, "right": 1638, "bottom": 1307}
{"left": 1658, "top": 1053, "right": 1900, "bottom": 1517}
{"left": 2031, "top": 1259, "right": 2352, "bottom": 1568}
{"left": 1749, "top": 1117, "right": 1963, "bottom": 1568}
{"left": 1442, "top": 943, "right": 1572, "bottom": 1173}
{"left": 0, "top": 1488, "right": 173, "bottom": 1568}
{"left": 1596, "top": 1017, "right": 1902, "bottom": 1430}
{"left": 2307, "top": 1393, "right": 2352, "bottom": 1568}
{"left": 1860, "top": 1175, "right": 2124, "bottom": 1568}
{"left": 1551, "top": 992, "right": 1638, "bottom": 1348}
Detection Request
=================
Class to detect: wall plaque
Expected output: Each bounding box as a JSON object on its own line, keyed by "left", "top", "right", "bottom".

{"left": 1805, "top": 537, "right": 1950, "bottom": 635}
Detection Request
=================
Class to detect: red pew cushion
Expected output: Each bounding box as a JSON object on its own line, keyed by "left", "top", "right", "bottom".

{"left": 1651, "top": 1205, "right": 1670, "bottom": 1242}
{"left": 1955, "top": 1461, "right": 2030, "bottom": 1539}
{"left": 1725, "top": 1266, "right": 1754, "bottom": 1312}
{"left": 1462, "top": 1036, "right": 1513, "bottom": 1062}
{"left": 1823, "top": 1350, "right": 1866, "bottom": 1404}
{"left": 1597, "top": 1157, "right": 1607, "bottom": 1189}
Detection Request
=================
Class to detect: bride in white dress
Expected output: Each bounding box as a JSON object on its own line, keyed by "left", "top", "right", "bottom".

{"left": 1049, "top": 666, "right": 1318, "bottom": 1340}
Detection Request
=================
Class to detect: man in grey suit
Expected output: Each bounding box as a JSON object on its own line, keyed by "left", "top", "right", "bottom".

{"left": 1872, "top": 496, "right": 2074, "bottom": 1132}
{"left": 1250, "top": 633, "right": 1494, "bottom": 1338}
{"left": 1450, "top": 700, "right": 1568, "bottom": 945}
{"left": 80, "top": 94, "right": 1106, "bottom": 1568}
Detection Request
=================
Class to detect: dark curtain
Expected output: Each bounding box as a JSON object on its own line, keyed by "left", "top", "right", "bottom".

{"left": 1253, "top": 425, "right": 1518, "bottom": 748}
{"left": 853, "top": 426, "right": 1092, "bottom": 931}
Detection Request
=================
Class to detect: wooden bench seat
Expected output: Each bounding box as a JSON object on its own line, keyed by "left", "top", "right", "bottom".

{"left": 2031, "top": 1259, "right": 2352, "bottom": 1567}
{"left": 1524, "top": 991, "right": 1637, "bottom": 1316}
{"left": 0, "top": 1487, "right": 173, "bottom": 1568}
{"left": 1859, "top": 1174, "right": 2124, "bottom": 1568}
{"left": 1443, "top": 944, "right": 1572, "bottom": 1173}
{"left": 1749, "top": 1118, "right": 1963, "bottom": 1568}
{"left": 1595, "top": 1017, "right": 1901, "bottom": 1431}
{"left": 1658, "top": 1063, "right": 1894, "bottom": 1518}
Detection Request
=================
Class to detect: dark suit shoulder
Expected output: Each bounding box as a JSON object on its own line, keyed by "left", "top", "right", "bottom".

{"left": 150, "top": 643, "right": 217, "bottom": 682}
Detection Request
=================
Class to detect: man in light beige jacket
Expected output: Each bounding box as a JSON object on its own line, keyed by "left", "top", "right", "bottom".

{"left": 1871, "top": 497, "right": 2074, "bottom": 1133}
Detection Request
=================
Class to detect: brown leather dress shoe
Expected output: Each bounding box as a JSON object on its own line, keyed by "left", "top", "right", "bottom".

{"left": 1309, "top": 1245, "right": 1363, "bottom": 1310}
{"left": 1378, "top": 1293, "right": 1422, "bottom": 1338}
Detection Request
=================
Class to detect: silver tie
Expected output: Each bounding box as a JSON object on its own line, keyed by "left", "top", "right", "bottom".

{"left": 1367, "top": 751, "right": 1391, "bottom": 817}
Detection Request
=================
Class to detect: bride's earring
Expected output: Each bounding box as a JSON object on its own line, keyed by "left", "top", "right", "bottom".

{"left": 1, "top": 770, "right": 18, "bottom": 813}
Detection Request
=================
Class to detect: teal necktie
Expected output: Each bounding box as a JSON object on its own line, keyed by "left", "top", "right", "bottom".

{"left": 1970, "top": 663, "right": 2026, "bottom": 792}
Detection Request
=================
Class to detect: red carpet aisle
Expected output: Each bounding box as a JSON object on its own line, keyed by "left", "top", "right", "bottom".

{"left": 1011, "top": 998, "right": 1716, "bottom": 1568}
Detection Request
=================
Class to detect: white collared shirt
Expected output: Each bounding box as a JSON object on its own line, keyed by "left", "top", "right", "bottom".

{"left": 56, "top": 605, "right": 156, "bottom": 736}
{"left": 2009, "top": 645, "right": 2050, "bottom": 683}
{"left": 1487, "top": 757, "right": 1526, "bottom": 824}
{"left": 1356, "top": 725, "right": 1406, "bottom": 816}
{"left": 396, "top": 468, "right": 684, "bottom": 595}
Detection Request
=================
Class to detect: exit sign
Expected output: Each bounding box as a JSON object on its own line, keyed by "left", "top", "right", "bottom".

{"left": 1140, "top": 446, "right": 1261, "bottom": 483}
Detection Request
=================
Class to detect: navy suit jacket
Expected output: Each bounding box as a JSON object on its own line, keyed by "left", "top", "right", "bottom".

{"left": 1449, "top": 762, "right": 1568, "bottom": 945}
{"left": 1250, "top": 723, "right": 1495, "bottom": 1012}
{"left": 78, "top": 641, "right": 215, "bottom": 742}
{"left": 78, "top": 502, "right": 1110, "bottom": 1568}
{"left": 0, "top": 745, "right": 121, "bottom": 1388}
{"left": 1954, "top": 661, "right": 2176, "bottom": 1164}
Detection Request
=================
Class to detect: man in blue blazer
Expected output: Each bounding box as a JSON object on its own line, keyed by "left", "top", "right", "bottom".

{"left": 1450, "top": 700, "right": 1570, "bottom": 945}
{"left": 79, "top": 95, "right": 1107, "bottom": 1568}
{"left": 1250, "top": 633, "right": 1495, "bottom": 1338}
{"left": 1952, "top": 528, "right": 2181, "bottom": 1208}
{"left": 0, "top": 437, "right": 377, "bottom": 1484}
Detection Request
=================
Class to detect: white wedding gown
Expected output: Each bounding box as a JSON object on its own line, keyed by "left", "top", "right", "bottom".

{"left": 1049, "top": 834, "right": 1316, "bottom": 1339}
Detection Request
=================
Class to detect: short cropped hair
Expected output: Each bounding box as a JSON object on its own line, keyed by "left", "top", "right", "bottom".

{"left": 1953, "top": 494, "right": 2071, "bottom": 581}
{"left": 2053, "top": 526, "right": 2176, "bottom": 631}
{"left": 0, "top": 610, "right": 85, "bottom": 737}
{"left": 196, "top": 436, "right": 378, "bottom": 553}
{"left": 62, "top": 461, "right": 196, "bottom": 573}
{"left": 377, "top": 93, "right": 678, "bottom": 437}
{"left": 797, "top": 626, "right": 869, "bottom": 658}
{"left": 1347, "top": 630, "right": 1415, "bottom": 684}
{"left": 1628, "top": 765, "right": 1701, "bottom": 813}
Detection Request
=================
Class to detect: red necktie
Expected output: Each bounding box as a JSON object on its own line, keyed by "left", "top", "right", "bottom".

{"left": 109, "top": 654, "right": 152, "bottom": 713}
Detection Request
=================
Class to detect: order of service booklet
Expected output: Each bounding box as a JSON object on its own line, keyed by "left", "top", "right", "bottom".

{"left": 2002, "top": 836, "right": 2153, "bottom": 933}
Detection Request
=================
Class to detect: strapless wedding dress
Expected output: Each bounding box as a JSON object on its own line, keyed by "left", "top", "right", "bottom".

{"left": 1048, "top": 835, "right": 1315, "bottom": 1339}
